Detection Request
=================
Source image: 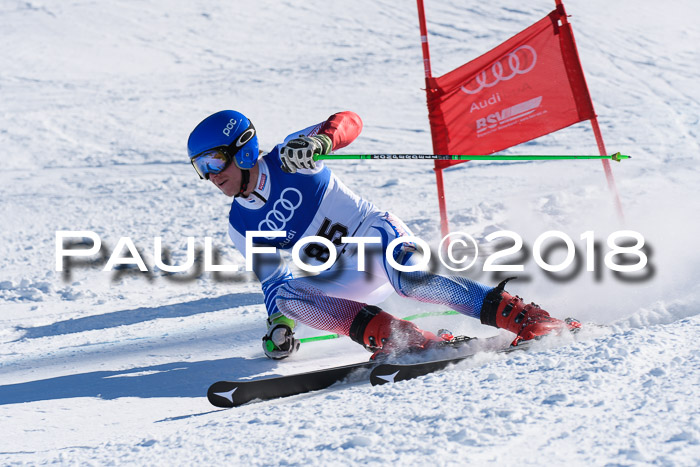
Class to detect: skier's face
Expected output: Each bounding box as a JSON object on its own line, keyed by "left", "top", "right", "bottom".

{"left": 209, "top": 161, "right": 243, "bottom": 197}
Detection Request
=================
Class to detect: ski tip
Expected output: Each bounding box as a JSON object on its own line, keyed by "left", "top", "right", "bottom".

{"left": 369, "top": 367, "right": 401, "bottom": 386}
{"left": 207, "top": 382, "right": 241, "bottom": 408}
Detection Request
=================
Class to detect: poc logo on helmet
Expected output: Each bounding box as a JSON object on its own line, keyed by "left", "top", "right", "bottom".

{"left": 223, "top": 118, "right": 237, "bottom": 137}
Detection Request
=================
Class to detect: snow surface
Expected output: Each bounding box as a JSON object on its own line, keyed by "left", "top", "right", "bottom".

{"left": 1, "top": 0, "right": 700, "bottom": 464}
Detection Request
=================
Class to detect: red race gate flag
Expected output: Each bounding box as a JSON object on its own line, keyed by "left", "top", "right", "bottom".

{"left": 426, "top": 8, "right": 596, "bottom": 169}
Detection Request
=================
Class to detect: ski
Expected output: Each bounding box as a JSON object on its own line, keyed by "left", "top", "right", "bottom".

{"left": 369, "top": 340, "right": 532, "bottom": 386}
{"left": 207, "top": 325, "right": 586, "bottom": 407}
{"left": 207, "top": 360, "right": 376, "bottom": 408}
{"left": 207, "top": 335, "right": 487, "bottom": 407}
{"left": 206, "top": 336, "right": 476, "bottom": 407}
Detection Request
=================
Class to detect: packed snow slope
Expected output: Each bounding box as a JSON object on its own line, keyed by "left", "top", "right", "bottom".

{"left": 1, "top": 0, "right": 700, "bottom": 464}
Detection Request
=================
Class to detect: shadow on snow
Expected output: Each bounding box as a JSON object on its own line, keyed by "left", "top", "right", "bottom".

{"left": 14, "top": 292, "right": 264, "bottom": 340}
{"left": 0, "top": 355, "right": 283, "bottom": 405}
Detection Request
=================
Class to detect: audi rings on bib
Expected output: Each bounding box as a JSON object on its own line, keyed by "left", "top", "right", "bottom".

{"left": 460, "top": 45, "right": 537, "bottom": 95}
{"left": 258, "top": 188, "right": 304, "bottom": 236}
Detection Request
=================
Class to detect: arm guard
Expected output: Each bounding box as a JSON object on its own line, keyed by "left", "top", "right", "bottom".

{"left": 319, "top": 111, "right": 363, "bottom": 151}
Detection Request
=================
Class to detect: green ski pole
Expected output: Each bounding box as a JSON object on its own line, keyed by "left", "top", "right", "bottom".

{"left": 314, "top": 152, "right": 630, "bottom": 162}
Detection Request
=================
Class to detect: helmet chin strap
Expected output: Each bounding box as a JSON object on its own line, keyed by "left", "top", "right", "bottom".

{"left": 235, "top": 169, "right": 250, "bottom": 198}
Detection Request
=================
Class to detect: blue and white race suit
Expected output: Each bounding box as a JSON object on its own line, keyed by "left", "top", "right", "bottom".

{"left": 227, "top": 120, "right": 491, "bottom": 336}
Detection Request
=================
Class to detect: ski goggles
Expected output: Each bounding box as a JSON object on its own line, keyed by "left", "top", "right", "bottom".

{"left": 190, "top": 122, "right": 256, "bottom": 179}
{"left": 190, "top": 148, "right": 231, "bottom": 180}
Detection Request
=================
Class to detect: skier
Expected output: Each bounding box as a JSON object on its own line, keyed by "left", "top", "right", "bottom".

{"left": 187, "top": 110, "right": 579, "bottom": 360}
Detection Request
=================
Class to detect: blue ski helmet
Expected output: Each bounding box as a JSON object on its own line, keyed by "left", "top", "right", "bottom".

{"left": 187, "top": 110, "right": 259, "bottom": 174}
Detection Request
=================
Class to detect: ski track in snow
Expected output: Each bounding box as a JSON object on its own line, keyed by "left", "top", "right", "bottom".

{"left": 1, "top": 0, "right": 699, "bottom": 464}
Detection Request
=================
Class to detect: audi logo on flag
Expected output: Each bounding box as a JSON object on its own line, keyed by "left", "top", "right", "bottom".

{"left": 460, "top": 45, "right": 537, "bottom": 95}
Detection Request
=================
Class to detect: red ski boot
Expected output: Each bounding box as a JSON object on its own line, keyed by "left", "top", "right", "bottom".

{"left": 349, "top": 305, "right": 443, "bottom": 359}
{"left": 479, "top": 278, "right": 581, "bottom": 346}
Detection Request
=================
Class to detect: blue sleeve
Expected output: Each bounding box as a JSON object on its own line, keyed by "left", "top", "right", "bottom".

{"left": 261, "top": 264, "right": 293, "bottom": 318}
{"left": 228, "top": 222, "right": 293, "bottom": 317}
